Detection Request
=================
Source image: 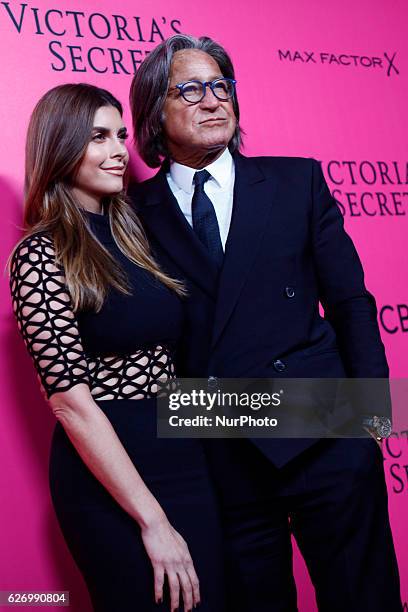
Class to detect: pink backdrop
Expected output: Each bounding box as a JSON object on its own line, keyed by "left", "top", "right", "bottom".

{"left": 1, "top": 0, "right": 406, "bottom": 609}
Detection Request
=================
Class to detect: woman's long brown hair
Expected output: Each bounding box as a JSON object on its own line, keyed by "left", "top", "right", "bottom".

{"left": 10, "top": 83, "right": 184, "bottom": 311}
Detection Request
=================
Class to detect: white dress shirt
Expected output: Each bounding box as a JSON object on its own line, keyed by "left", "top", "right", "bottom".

{"left": 166, "top": 147, "right": 235, "bottom": 250}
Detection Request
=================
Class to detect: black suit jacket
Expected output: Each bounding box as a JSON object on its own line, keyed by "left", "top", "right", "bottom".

{"left": 130, "top": 153, "right": 389, "bottom": 466}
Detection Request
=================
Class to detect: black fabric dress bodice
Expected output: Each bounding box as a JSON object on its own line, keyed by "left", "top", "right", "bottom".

{"left": 77, "top": 211, "right": 183, "bottom": 356}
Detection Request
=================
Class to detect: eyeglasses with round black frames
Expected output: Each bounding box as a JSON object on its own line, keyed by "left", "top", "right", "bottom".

{"left": 171, "top": 77, "right": 237, "bottom": 103}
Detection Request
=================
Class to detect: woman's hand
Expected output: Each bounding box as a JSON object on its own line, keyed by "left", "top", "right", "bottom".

{"left": 141, "top": 513, "right": 201, "bottom": 611}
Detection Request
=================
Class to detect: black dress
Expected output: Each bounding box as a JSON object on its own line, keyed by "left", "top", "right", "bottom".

{"left": 10, "top": 211, "right": 225, "bottom": 612}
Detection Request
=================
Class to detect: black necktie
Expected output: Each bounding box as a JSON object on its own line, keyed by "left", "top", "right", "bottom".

{"left": 191, "top": 170, "right": 224, "bottom": 269}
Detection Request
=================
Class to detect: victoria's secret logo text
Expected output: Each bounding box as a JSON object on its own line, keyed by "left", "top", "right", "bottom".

{"left": 322, "top": 160, "right": 408, "bottom": 218}
{"left": 1, "top": 1, "right": 182, "bottom": 73}
{"left": 383, "top": 432, "right": 408, "bottom": 494}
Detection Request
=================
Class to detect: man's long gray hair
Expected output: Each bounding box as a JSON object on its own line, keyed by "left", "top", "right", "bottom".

{"left": 130, "top": 34, "right": 242, "bottom": 168}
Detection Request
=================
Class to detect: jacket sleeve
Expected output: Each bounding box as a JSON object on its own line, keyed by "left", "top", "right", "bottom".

{"left": 310, "top": 158, "right": 389, "bottom": 380}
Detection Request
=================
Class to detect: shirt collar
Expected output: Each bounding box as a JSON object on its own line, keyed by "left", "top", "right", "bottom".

{"left": 169, "top": 147, "right": 233, "bottom": 194}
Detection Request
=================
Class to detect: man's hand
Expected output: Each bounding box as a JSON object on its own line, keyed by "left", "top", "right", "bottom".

{"left": 363, "top": 426, "right": 383, "bottom": 448}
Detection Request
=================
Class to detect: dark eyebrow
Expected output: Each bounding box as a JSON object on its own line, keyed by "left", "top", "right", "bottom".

{"left": 91, "top": 126, "right": 128, "bottom": 133}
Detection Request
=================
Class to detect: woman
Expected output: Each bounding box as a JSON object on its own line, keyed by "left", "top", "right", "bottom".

{"left": 9, "top": 84, "right": 225, "bottom": 612}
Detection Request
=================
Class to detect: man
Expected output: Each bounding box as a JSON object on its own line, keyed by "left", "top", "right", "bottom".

{"left": 129, "top": 35, "right": 401, "bottom": 611}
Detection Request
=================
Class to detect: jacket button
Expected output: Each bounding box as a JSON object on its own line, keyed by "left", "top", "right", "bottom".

{"left": 273, "top": 359, "right": 286, "bottom": 373}
{"left": 285, "top": 286, "right": 295, "bottom": 298}
{"left": 207, "top": 376, "right": 218, "bottom": 389}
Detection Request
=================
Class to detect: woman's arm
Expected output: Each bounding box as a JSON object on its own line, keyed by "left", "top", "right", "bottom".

{"left": 50, "top": 384, "right": 200, "bottom": 611}
{"left": 50, "top": 383, "right": 164, "bottom": 525}
{"left": 9, "top": 234, "right": 200, "bottom": 612}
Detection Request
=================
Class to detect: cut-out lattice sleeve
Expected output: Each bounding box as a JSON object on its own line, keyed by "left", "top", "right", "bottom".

{"left": 9, "top": 234, "right": 90, "bottom": 398}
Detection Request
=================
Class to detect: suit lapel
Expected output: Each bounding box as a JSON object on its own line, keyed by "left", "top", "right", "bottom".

{"left": 133, "top": 168, "right": 219, "bottom": 299}
{"left": 211, "top": 154, "right": 276, "bottom": 348}
{"left": 133, "top": 155, "right": 277, "bottom": 348}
